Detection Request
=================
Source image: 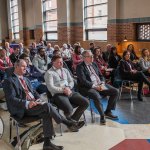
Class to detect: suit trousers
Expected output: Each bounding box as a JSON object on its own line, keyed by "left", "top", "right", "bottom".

{"left": 52, "top": 92, "right": 89, "bottom": 121}
{"left": 79, "top": 84, "right": 119, "bottom": 116}
{"left": 25, "top": 103, "right": 62, "bottom": 138}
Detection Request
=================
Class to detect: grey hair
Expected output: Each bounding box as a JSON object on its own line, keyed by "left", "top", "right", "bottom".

{"left": 14, "top": 59, "right": 26, "bottom": 68}
{"left": 82, "top": 50, "right": 92, "bottom": 57}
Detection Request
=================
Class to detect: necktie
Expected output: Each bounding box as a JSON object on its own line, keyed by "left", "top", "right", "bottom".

{"left": 19, "top": 78, "right": 34, "bottom": 101}
{"left": 88, "top": 65, "right": 101, "bottom": 84}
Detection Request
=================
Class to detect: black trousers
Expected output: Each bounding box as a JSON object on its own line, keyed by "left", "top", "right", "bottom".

{"left": 79, "top": 84, "right": 119, "bottom": 116}
{"left": 25, "top": 103, "right": 62, "bottom": 138}
{"left": 52, "top": 92, "right": 89, "bottom": 121}
{"left": 122, "top": 71, "right": 150, "bottom": 95}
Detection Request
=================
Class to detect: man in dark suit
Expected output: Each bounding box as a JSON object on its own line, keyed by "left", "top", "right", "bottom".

{"left": 3, "top": 59, "right": 79, "bottom": 150}
{"left": 76, "top": 50, "right": 119, "bottom": 125}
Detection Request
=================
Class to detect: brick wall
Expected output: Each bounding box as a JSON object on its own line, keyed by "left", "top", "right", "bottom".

{"left": 58, "top": 25, "right": 83, "bottom": 45}
{"left": 108, "top": 23, "right": 136, "bottom": 42}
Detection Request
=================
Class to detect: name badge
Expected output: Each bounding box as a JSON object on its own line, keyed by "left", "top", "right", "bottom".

{"left": 28, "top": 92, "right": 34, "bottom": 99}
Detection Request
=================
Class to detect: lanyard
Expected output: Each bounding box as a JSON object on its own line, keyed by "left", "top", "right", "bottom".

{"left": 52, "top": 67, "right": 64, "bottom": 79}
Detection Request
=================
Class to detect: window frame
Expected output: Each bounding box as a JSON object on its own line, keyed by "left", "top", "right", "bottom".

{"left": 84, "top": 0, "right": 108, "bottom": 41}
{"left": 10, "top": 0, "right": 20, "bottom": 40}
{"left": 42, "top": 0, "right": 58, "bottom": 41}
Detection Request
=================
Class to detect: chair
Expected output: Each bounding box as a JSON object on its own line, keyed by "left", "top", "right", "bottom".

{"left": 9, "top": 115, "right": 41, "bottom": 150}
{"left": 113, "top": 66, "right": 137, "bottom": 101}
{"left": 118, "top": 80, "right": 137, "bottom": 101}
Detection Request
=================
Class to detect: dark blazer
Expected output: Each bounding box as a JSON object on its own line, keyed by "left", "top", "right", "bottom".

{"left": 3, "top": 74, "right": 40, "bottom": 119}
{"left": 108, "top": 54, "right": 121, "bottom": 69}
{"left": 119, "top": 59, "right": 137, "bottom": 77}
{"left": 76, "top": 61, "right": 105, "bottom": 89}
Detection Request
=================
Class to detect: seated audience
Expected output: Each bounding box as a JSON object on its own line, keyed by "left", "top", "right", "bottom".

{"left": 72, "top": 45, "right": 83, "bottom": 72}
{"left": 108, "top": 46, "right": 121, "bottom": 69}
{"left": 30, "top": 42, "right": 38, "bottom": 61}
{"left": 93, "top": 47, "right": 110, "bottom": 78}
{"left": 46, "top": 43, "right": 54, "bottom": 58}
{"left": 3, "top": 59, "right": 79, "bottom": 150}
{"left": 76, "top": 50, "right": 119, "bottom": 125}
{"left": 32, "top": 47, "right": 50, "bottom": 74}
{"left": 4, "top": 42, "right": 14, "bottom": 56}
{"left": 19, "top": 42, "right": 25, "bottom": 54}
{"left": 54, "top": 45, "right": 61, "bottom": 51}
{"left": 89, "top": 42, "right": 95, "bottom": 54}
{"left": 61, "top": 43, "right": 73, "bottom": 73}
{"left": 19, "top": 53, "right": 44, "bottom": 81}
{"left": 0, "top": 48, "right": 13, "bottom": 81}
{"left": 127, "top": 44, "right": 139, "bottom": 61}
{"left": 76, "top": 42, "right": 84, "bottom": 53}
{"left": 9, "top": 47, "right": 20, "bottom": 64}
{"left": 119, "top": 51, "right": 150, "bottom": 101}
{"left": 44, "top": 55, "right": 89, "bottom": 125}
{"left": 103, "top": 44, "right": 112, "bottom": 63}
{"left": 139, "top": 48, "right": 150, "bottom": 77}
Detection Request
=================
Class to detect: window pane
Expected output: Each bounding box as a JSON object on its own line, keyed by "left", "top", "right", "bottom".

{"left": 84, "top": 0, "right": 108, "bottom": 40}
{"left": 13, "top": 26, "right": 19, "bottom": 32}
{"left": 43, "top": 0, "right": 57, "bottom": 12}
{"left": 85, "top": 17, "right": 107, "bottom": 29}
{"left": 11, "top": 0, "right": 17, "bottom": 7}
{"left": 11, "top": 5, "right": 18, "bottom": 13}
{"left": 12, "top": 19, "right": 19, "bottom": 26}
{"left": 42, "top": 0, "right": 58, "bottom": 40}
{"left": 44, "top": 21, "right": 57, "bottom": 31}
{"left": 45, "top": 11, "right": 57, "bottom": 21}
{"left": 85, "top": 0, "right": 107, "bottom": 6}
{"left": 46, "top": 32, "right": 58, "bottom": 40}
{"left": 85, "top": 4, "right": 107, "bottom": 18}
{"left": 10, "top": 0, "right": 20, "bottom": 39}
{"left": 88, "top": 30, "right": 107, "bottom": 40}
{"left": 14, "top": 33, "right": 20, "bottom": 39}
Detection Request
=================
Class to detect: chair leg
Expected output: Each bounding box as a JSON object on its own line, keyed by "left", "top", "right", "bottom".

{"left": 90, "top": 100, "right": 95, "bottom": 123}
{"left": 16, "top": 122, "right": 21, "bottom": 150}
{"left": 9, "top": 117, "right": 12, "bottom": 143}
{"left": 129, "top": 81, "right": 133, "bottom": 101}
{"left": 118, "top": 82, "right": 123, "bottom": 100}
{"left": 83, "top": 112, "right": 87, "bottom": 126}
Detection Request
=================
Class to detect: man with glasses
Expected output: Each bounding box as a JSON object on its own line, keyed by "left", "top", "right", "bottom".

{"left": 76, "top": 50, "right": 119, "bottom": 125}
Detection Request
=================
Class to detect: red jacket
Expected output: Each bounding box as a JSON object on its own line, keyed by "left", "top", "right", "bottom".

{"left": 0, "top": 57, "right": 13, "bottom": 71}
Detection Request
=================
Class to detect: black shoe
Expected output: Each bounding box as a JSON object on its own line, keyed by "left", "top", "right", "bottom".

{"left": 105, "top": 112, "right": 118, "bottom": 120}
{"left": 43, "top": 142, "right": 64, "bottom": 150}
{"left": 66, "top": 117, "right": 78, "bottom": 124}
{"left": 100, "top": 116, "right": 106, "bottom": 125}
{"left": 137, "top": 95, "right": 143, "bottom": 101}
{"left": 76, "top": 121, "right": 85, "bottom": 129}
{"left": 68, "top": 125, "right": 79, "bottom": 132}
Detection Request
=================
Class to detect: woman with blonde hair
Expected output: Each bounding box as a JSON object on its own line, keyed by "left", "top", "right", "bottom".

{"left": 139, "top": 48, "right": 150, "bottom": 76}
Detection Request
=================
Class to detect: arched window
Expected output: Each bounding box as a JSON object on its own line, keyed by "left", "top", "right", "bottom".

{"left": 42, "top": 0, "right": 58, "bottom": 41}
{"left": 84, "top": 0, "right": 108, "bottom": 40}
{"left": 10, "top": 0, "right": 20, "bottom": 39}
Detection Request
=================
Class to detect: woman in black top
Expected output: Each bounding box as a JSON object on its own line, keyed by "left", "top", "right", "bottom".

{"left": 109, "top": 46, "right": 121, "bottom": 69}
{"left": 119, "top": 50, "right": 150, "bottom": 101}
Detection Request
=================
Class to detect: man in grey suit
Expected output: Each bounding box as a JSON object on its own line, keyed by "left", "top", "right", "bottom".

{"left": 44, "top": 55, "right": 89, "bottom": 127}
{"left": 76, "top": 50, "right": 119, "bottom": 125}
{"left": 3, "top": 59, "right": 78, "bottom": 150}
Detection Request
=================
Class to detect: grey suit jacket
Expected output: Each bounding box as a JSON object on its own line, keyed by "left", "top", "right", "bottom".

{"left": 3, "top": 74, "right": 40, "bottom": 119}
